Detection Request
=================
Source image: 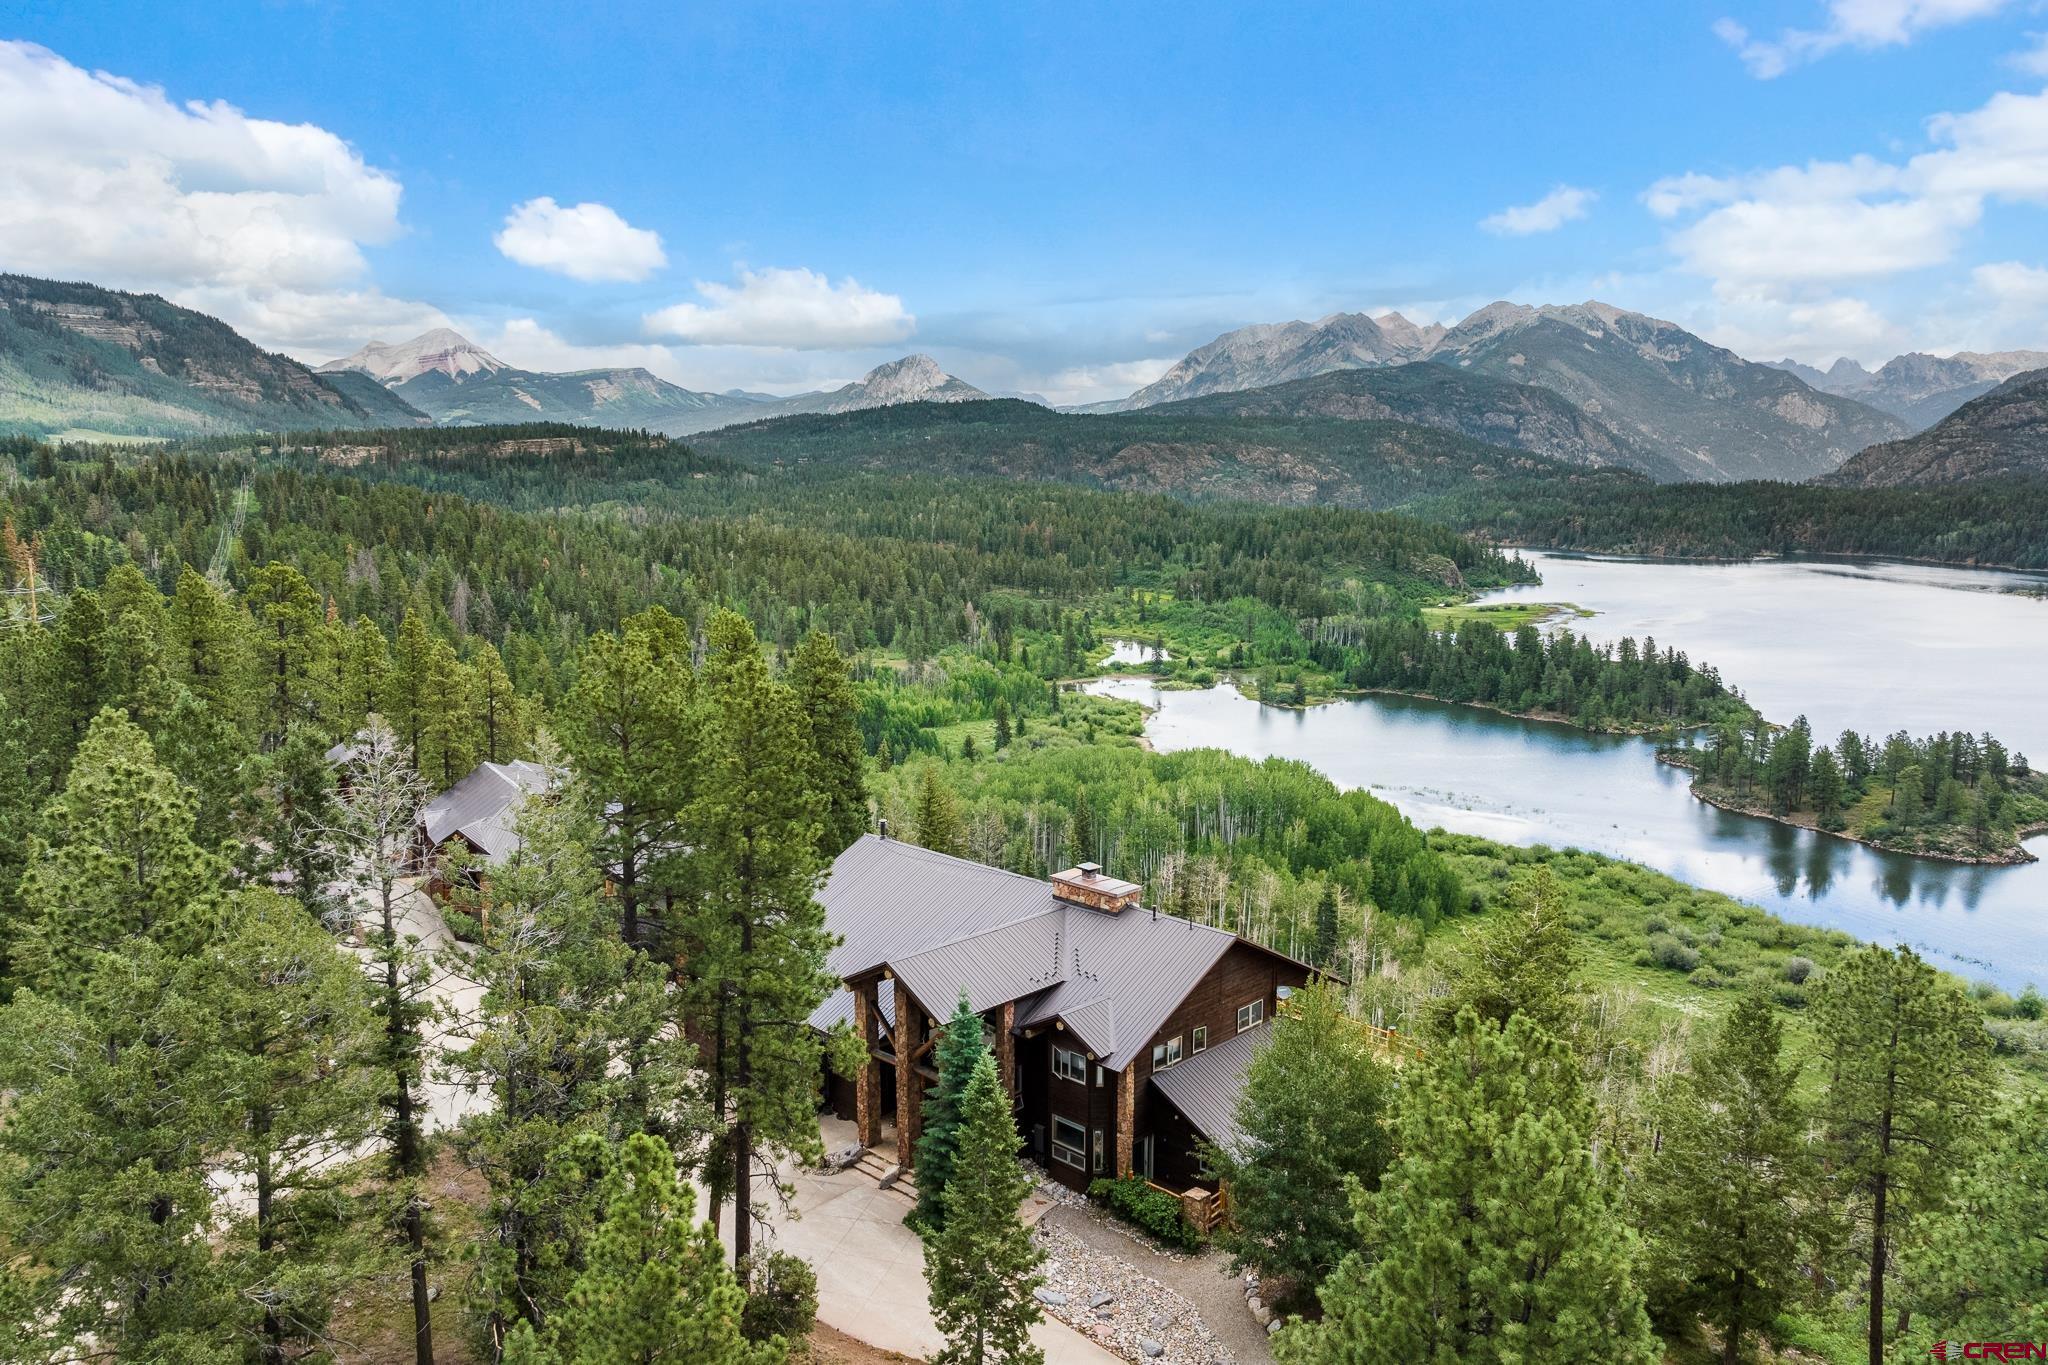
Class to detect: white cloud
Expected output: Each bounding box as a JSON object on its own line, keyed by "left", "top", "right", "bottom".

{"left": 493, "top": 196, "right": 666, "bottom": 283}
{"left": 0, "top": 40, "right": 442, "bottom": 357}
{"left": 1479, "top": 186, "right": 1597, "bottom": 236}
{"left": 1717, "top": 0, "right": 2015, "bottom": 78}
{"left": 1040, "top": 357, "right": 1180, "bottom": 406}
{"left": 643, "top": 265, "right": 914, "bottom": 349}
{"left": 1974, "top": 258, "right": 2048, "bottom": 303}
{"left": 2012, "top": 32, "right": 2048, "bottom": 76}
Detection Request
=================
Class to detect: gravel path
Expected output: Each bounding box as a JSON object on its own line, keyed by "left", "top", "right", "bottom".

{"left": 1039, "top": 1204, "right": 1276, "bottom": 1365}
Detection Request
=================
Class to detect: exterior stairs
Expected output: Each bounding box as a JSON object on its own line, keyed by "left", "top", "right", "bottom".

{"left": 852, "top": 1148, "right": 919, "bottom": 1207}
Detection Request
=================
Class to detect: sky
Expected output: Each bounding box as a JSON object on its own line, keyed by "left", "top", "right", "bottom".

{"left": 3, "top": 1, "right": 2048, "bottom": 403}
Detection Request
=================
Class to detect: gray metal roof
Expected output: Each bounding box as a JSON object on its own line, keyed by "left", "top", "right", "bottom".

{"left": 1149, "top": 1020, "right": 1270, "bottom": 1157}
{"left": 809, "top": 834, "right": 1264, "bottom": 1070}
{"left": 420, "top": 760, "right": 554, "bottom": 861}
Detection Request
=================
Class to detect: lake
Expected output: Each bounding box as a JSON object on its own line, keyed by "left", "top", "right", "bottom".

{"left": 1088, "top": 554, "right": 2048, "bottom": 992}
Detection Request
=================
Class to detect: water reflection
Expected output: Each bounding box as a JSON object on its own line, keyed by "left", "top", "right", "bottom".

{"left": 1089, "top": 676, "right": 2047, "bottom": 991}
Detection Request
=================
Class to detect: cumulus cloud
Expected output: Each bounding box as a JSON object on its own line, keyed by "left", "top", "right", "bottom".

{"left": 1480, "top": 186, "right": 1597, "bottom": 236}
{"left": 643, "top": 265, "right": 913, "bottom": 349}
{"left": 1039, "top": 357, "right": 1181, "bottom": 406}
{"left": 1716, "top": 0, "right": 2015, "bottom": 78}
{"left": 0, "top": 40, "right": 443, "bottom": 356}
{"left": 493, "top": 196, "right": 666, "bottom": 283}
{"left": 2013, "top": 32, "right": 2048, "bottom": 76}
{"left": 1974, "top": 258, "right": 2048, "bottom": 303}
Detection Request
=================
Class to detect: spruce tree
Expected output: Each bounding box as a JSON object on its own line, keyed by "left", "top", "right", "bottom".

{"left": 1632, "top": 989, "right": 1814, "bottom": 1363}
{"left": 790, "top": 629, "right": 870, "bottom": 860}
{"left": 914, "top": 992, "right": 992, "bottom": 1231}
{"left": 913, "top": 762, "right": 964, "bottom": 856}
{"left": 243, "top": 720, "right": 345, "bottom": 919}
{"left": 681, "top": 610, "right": 838, "bottom": 1268}
{"left": 1427, "top": 867, "right": 1581, "bottom": 1043}
{"left": 247, "top": 563, "right": 331, "bottom": 747}
{"left": 1811, "top": 945, "right": 1992, "bottom": 1364}
{"left": 1206, "top": 983, "right": 1391, "bottom": 1298}
{"left": 1296, "top": 1011, "right": 1656, "bottom": 1364}
{"left": 499, "top": 1133, "right": 780, "bottom": 1365}
{"left": 1311, "top": 883, "right": 1341, "bottom": 967}
{"left": 923, "top": 1050, "right": 1045, "bottom": 1365}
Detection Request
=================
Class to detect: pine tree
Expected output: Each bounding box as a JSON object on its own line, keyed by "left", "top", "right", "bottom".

{"left": 15, "top": 707, "right": 226, "bottom": 991}
{"left": 1632, "top": 989, "right": 1814, "bottom": 1363}
{"left": 1311, "top": 883, "right": 1341, "bottom": 967}
{"left": 914, "top": 992, "right": 992, "bottom": 1231}
{"left": 554, "top": 607, "right": 697, "bottom": 950}
{"left": 1899, "top": 1101, "right": 2048, "bottom": 1342}
{"left": 1207, "top": 983, "right": 1391, "bottom": 1298}
{"left": 448, "top": 765, "right": 691, "bottom": 1352}
{"left": 992, "top": 696, "right": 1012, "bottom": 751}
{"left": 499, "top": 1133, "right": 780, "bottom": 1365}
{"left": 1295, "top": 1011, "right": 1656, "bottom": 1364}
{"left": 1812, "top": 945, "right": 1992, "bottom": 1364}
{"left": 790, "top": 629, "right": 870, "bottom": 860}
{"left": 1066, "top": 786, "right": 1095, "bottom": 865}
{"left": 1428, "top": 867, "right": 1581, "bottom": 1044}
{"left": 243, "top": 721, "right": 345, "bottom": 919}
{"left": 168, "top": 566, "right": 255, "bottom": 730}
{"left": 420, "top": 637, "right": 476, "bottom": 788}
{"left": 339, "top": 613, "right": 393, "bottom": 722}
{"left": 247, "top": 563, "right": 331, "bottom": 747}
{"left": 680, "top": 611, "right": 837, "bottom": 1268}
{"left": 188, "top": 890, "right": 380, "bottom": 1363}
{"left": 923, "top": 1050, "right": 1045, "bottom": 1365}
{"left": 469, "top": 639, "right": 525, "bottom": 764}
{"left": 328, "top": 719, "right": 440, "bottom": 1365}
{"left": 154, "top": 683, "right": 257, "bottom": 853}
{"left": 389, "top": 608, "right": 434, "bottom": 771}
{"left": 913, "top": 763, "right": 964, "bottom": 856}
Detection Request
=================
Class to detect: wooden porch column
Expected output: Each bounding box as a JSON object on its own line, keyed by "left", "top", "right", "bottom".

{"left": 893, "top": 979, "right": 919, "bottom": 1167}
{"left": 853, "top": 981, "right": 881, "bottom": 1148}
{"left": 1115, "top": 1064, "right": 1136, "bottom": 1179}
{"left": 995, "top": 1000, "right": 1016, "bottom": 1102}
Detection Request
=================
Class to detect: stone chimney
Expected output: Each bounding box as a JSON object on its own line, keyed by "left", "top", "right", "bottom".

{"left": 1051, "top": 861, "right": 1142, "bottom": 914}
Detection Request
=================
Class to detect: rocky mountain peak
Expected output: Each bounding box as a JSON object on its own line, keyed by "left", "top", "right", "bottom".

{"left": 856, "top": 353, "right": 951, "bottom": 401}
{"left": 319, "top": 328, "right": 507, "bottom": 385}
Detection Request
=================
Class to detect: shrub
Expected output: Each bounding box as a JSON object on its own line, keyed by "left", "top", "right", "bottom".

{"left": 1646, "top": 934, "right": 1701, "bottom": 973}
{"left": 2018, "top": 985, "right": 2045, "bottom": 1021}
{"left": 1782, "top": 956, "right": 1815, "bottom": 985}
{"left": 1772, "top": 982, "right": 1809, "bottom": 1010}
{"left": 1687, "top": 966, "right": 1724, "bottom": 989}
{"left": 1087, "top": 1176, "right": 1204, "bottom": 1252}
{"left": 739, "top": 1249, "right": 818, "bottom": 1355}
{"left": 1643, "top": 914, "right": 1671, "bottom": 936}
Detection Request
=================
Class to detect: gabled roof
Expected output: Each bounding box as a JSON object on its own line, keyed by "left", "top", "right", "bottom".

{"left": 1149, "top": 1020, "right": 1270, "bottom": 1157}
{"left": 420, "top": 760, "right": 554, "bottom": 861}
{"left": 810, "top": 835, "right": 1303, "bottom": 1071}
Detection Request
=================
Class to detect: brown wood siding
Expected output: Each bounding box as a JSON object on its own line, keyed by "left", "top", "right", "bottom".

{"left": 1130, "top": 942, "right": 1311, "bottom": 1189}
{"left": 1039, "top": 1030, "right": 1115, "bottom": 1192}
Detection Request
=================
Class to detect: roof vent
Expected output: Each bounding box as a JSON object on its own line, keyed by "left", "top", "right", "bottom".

{"left": 1052, "top": 863, "right": 1141, "bottom": 914}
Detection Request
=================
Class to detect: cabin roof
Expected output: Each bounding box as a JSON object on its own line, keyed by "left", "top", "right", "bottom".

{"left": 1149, "top": 1019, "right": 1270, "bottom": 1157}
{"left": 420, "top": 760, "right": 554, "bottom": 861}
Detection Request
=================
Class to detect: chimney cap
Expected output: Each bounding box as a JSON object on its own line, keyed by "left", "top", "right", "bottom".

{"left": 1076, "top": 861, "right": 1101, "bottom": 877}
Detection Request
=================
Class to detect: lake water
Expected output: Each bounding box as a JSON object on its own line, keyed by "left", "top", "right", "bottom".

{"left": 1104, "top": 637, "right": 1173, "bottom": 666}
{"left": 1087, "top": 554, "right": 2048, "bottom": 991}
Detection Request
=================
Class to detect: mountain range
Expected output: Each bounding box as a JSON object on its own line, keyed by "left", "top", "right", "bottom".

{"left": 1100, "top": 301, "right": 1908, "bottom": 483}
{"left": 1766, "top": 350, "right": 2048, "bottom": 430}
{"left": 1826, "top": 366, "right": 2048, "bottom": 487}
{"left": 0, "top": 274, "right": 428, "bottom": 438}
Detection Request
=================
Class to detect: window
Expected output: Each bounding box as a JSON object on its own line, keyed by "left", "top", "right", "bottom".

{"left": 1052, "top": 1116, "right": 1087, "bottom": 1169}
{"left": 1091, "top": 1128, "right": 1105, "bottom": 1173}
{"left": 1192, "top": 1025, "right": 1208, "bottom": 1054}
{"left": 1236, "top": 998, "right": 1265, "bottom": 1033}
{"left": 1151, "top": 1035, "right": 1184, "bottom": 1070}
{"left": 1095, "top": 1064, "right": 1105, "bottom": 1088}
{"left": 1053, "top": 1047, "right": 1088, "bottom": 1083}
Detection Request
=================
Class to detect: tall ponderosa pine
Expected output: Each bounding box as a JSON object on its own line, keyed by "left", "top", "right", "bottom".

{"left": 449, "top": 768, "right": 691, "bottom": 1355}
{"left": 246, "top": 563, "right": 331, "bottom": 747}
{"left": 923, "top": 1050, "right": 1045, "bottom": 1365}
{"left": 1812, "top": 945, "right": 1992, "bottom": 1364}
{"left": 789, "top": 629, "right": 869, "bottom": 860}
{"left": 682, "top": 611, "right": 838, "bottom": 1267}
{"left": 912, "top": 762, "right": 963, "bottom": 857}
{"left": 1206, "top": 983, "right": 1391, "bottom": 1298}
{"left": 1632, "top": 989, "right": 1814, "bottom": 1364}
{"left": 1294, "top": 1011, "right": 1656, "bottom": 1364}
{"left": 914, "top": 992, "right": 992, "bottom": 1231}
{"left": 555, "top": 606, "right": 696, "bottom": 950}
{"left": 329, "top": 719, "right": 440, "bottom": 1365}
{"left": 1899, "top": 1101, "right": 2048, "bottom": 1342}
{"left": 1428, "top": 867, "right": 1581, "bottom": 1044}
{"left": 499, "top": 1133, "right": 780, "bottom": 1365}
{"left": 243, "top": 721, "right": 345, "bottom": 918}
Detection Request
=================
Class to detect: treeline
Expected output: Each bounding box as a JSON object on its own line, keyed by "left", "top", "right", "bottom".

{"left": 1415, "top": 476, "right": 2048, "bottom": 569}
{"left": 1320, "top": 617, "right": 1751, "bottom": 732}
{"left": 1676, "top": 715, "right": 2046, "bottom": 858}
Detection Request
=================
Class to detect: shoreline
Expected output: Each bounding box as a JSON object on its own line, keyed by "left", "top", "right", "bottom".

{"left": 1485, "top": 541, "right": 2048, "bottom": 582}
{"left": 1655, "top": 750, "right": 2043, "bottom": 867}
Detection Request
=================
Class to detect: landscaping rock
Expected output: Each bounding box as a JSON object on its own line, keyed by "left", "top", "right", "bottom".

{"left": 1031, "top": 1221, "right": 1237, "bottom": 1365}
{"left": 1092, "top": 1291, "right": 1116, "bottom": 1309}
{"left": 1140, "top": 1339, "right": 1165, "bottom": 1358}
{"left": 1035, "top": 1288, "right": 1069, "bottom": 1307}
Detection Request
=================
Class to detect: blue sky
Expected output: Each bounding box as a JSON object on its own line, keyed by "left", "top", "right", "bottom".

{"left": 4, "top": 1, "right": 2048, "bottom": 401}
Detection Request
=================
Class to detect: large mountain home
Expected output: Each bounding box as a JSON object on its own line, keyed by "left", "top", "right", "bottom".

{"left": 813, "top": 834, "right": 1313, "bottom": 1196}
{"left": 411, "top": 758, "right": 554, "bottom": 902}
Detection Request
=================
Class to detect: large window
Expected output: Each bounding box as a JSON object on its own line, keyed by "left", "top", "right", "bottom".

{"left": 1236, "top": 998, "right": 1265, "bottom": 1033}
{"left": 1053, "top": 1047, "right": 1088, "bottom": 1083}
{"left": 1052, "top": 1116, "right": 1088, "bottom": 1169}
{"left": 1151, "top": 1035, "right": 1183, "bottom": 1070}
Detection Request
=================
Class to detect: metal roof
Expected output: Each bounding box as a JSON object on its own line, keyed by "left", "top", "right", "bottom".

{"left": 419, "top": 760, "right": 554, "bottom": 861}
{"left": 809, "top": 835, "right": 1270, "bottom": 1071}
{"left": 1149, "top": 1021, "right": 1270, "bottom": 1157}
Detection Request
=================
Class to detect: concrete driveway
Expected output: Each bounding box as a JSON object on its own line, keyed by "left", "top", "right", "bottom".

{"left": 745, "top": 1122, "right": 1117, "bottom": 1364}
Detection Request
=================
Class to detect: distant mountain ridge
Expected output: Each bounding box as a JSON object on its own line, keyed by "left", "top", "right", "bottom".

{"left": 319, "top": 328, "right": 508, "bottom": 384}
{"left": 1766, "top": 350, "right": 2048, "bottom": 430}
{"left": 0, "top": 274, "right": 428, "bottom": 438}
{"left": 1109, "top": 300, "right": 1907, "bottom": 481}
{"left": 1825, "top": 366, "right": 2048, "bottom": 487}
{"left": 1146, "top": 363, "right": 1685, "bottom": 480}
